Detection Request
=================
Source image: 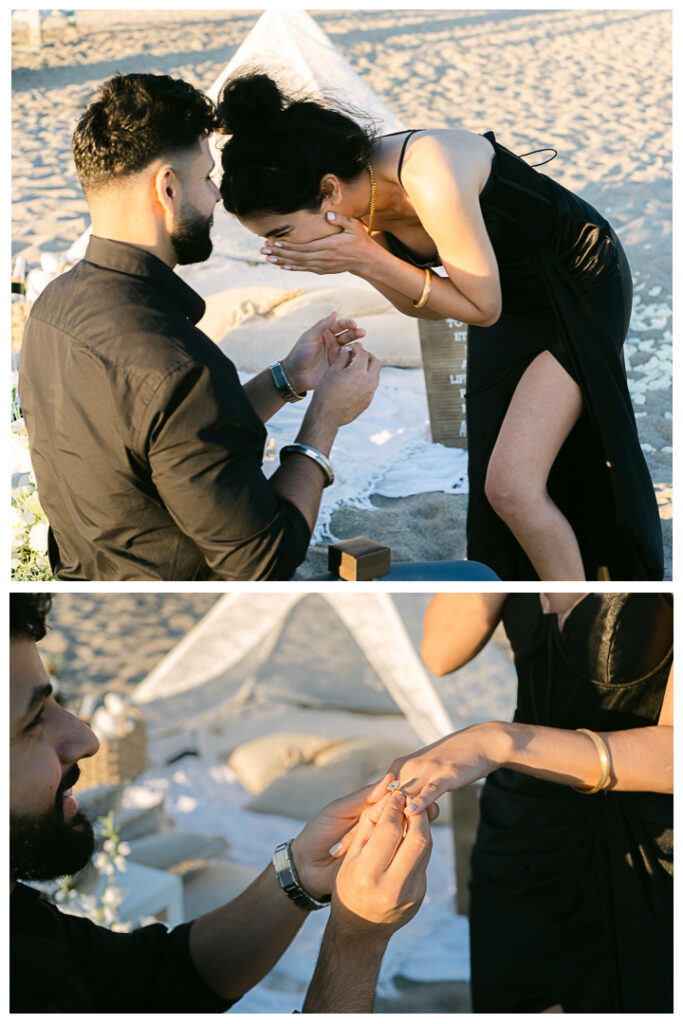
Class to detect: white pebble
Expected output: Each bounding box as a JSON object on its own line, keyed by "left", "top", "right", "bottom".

{"left": 648, "top": 286, "right": 662, "bottom": 297}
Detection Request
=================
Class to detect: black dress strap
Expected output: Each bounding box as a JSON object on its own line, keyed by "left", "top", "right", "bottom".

{"left": 395, "top": 129, "right": 424, "bottom": 188}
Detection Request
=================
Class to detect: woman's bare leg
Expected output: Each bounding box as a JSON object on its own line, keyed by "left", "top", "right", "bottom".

{"left": 484, "top": 351, "right": 585, "bottom": 581}
{"left": 541, "top": 1004, "right": 564, "bottom": 1013}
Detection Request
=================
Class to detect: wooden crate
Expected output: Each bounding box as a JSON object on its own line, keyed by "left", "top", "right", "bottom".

{"left": 418, "top": 317, "right": 468, "bottom": 448}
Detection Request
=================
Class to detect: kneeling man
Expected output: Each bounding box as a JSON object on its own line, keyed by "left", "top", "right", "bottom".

{"left": 19, "top": 73, "right": 380, "bottom": 581}
{"left": 10, "top": 595, "right": 433, "bottom": 1012}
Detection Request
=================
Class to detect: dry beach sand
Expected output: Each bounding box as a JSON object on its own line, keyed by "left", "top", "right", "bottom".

{"left": 11, "top": 8, "right": 672, "bottom": 578}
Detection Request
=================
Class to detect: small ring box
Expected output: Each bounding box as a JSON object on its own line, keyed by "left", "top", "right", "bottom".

{"left": 328, "top": 536, "right": 391, "bottom": 581}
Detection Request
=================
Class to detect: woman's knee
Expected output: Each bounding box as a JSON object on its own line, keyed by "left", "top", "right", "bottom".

{"left": 484, "top": 458, "right": 545, "bottom": 522}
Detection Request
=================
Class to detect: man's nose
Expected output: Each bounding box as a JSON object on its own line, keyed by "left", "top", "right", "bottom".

{"left": 58, "top": 707, "right": 100, "bottom": 764}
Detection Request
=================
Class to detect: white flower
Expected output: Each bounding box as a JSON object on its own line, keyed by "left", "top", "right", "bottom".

{"left": 101, "top": 886, "right": 123, "bottom": 907}
{"left": 94, "top": 852, "right": 115, "bottom": 876}
{"left": 102, "top": 839, "right": 116, "bottom": 854}
{"left": 28, "top": 518, "right": 49, "bottom": 555}
{"left": 113, "top": 855, "right": 128, "bottom": 872}
{"left": 10, "top": 506, "right": 28, "bottom": 548}
{"left": 117, "top": 841, "right": 131, "bottom": 856}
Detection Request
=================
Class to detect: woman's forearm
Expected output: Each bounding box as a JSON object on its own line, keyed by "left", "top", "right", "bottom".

{"left": 357, "top": 244, "right": 499, "bottom": 325}
{"left": 353, "top": 268, "right": 443, "bottom": 320}
{"left": 492, "top": 720, "right": 673, "bottom": 794}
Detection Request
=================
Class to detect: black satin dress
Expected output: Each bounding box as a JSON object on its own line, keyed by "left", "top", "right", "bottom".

{"left": 468, "top": 593, "right": 673, "bottom": 1012}
{"left": 382, "top": 131, "right": 663, "bottom": 581}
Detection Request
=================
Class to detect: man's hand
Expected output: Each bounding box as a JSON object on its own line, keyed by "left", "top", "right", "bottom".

{"left": 331, "top": 790, "right": 433, "bottom": 943}
{"left": 291, "top": 774, "right": 394, "bottom": 900}
{"left": 302, "top": 790, "right": 433, "bottom": 1012}
{"left": 306, "top": 342, "right": 381, "bottom": 431}
{"left": 281, "top": 311, "right": 367, "bottom": 394}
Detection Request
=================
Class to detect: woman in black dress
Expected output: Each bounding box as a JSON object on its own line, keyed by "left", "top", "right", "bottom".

{"left": 217, "top": 74, "right": 663, "bottom": 581}
{"left": 390, "top": 592, "right": 673, "bottom": 1012}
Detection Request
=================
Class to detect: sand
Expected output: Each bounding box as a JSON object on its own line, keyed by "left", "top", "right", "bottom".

{"left": 11, "top": 8, "right": 672, "bottom": 578}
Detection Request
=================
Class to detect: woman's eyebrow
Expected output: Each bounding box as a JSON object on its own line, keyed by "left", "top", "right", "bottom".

{"left": 267, "top": 226, "right": 291, "bottom": 238}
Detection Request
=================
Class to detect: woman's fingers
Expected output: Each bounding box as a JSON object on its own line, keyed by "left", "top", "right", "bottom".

{"left": 404, "top": 779, "right": 449, "bottom": 816}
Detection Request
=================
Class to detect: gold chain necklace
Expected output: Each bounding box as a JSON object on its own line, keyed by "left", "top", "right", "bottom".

{"left": 364, "top": 162, "right": 376, "bottom": 234}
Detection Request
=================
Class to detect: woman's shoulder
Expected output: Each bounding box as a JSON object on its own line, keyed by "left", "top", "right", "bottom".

{"left": 401, "top": 128, "right": 495, "bottom": 194}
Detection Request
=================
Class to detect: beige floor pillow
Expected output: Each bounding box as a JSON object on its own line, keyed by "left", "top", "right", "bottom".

{"left": 126, "top": 830, "right": 231, "bottom": 872}
{"left": 228, "top": 731, "right": 343, "bottom": 795}
{"left": 198, "top": 284, "right": 421, "bottom": 369}
{"left": 246, "top": 737, "right": 410, "bottom": 819}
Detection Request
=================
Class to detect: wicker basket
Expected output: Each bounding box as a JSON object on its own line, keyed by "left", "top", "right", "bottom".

{"left": 77, "top": 706, "right": 147, "bottom": 791}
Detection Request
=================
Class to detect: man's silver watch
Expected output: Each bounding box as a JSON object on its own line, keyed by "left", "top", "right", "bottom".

{"left": 272, "top": 840, "right": 331, "bottom": 911}
{"left": 270, "top": 361, "right": 306, "bottom": 403}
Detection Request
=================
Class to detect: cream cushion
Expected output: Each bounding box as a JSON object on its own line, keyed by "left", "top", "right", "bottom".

{"left": 182, "top": 862, "right": 261, "bottom": 919}
{"left": 246, "top": 737, "right": 411, "bottom": 819}
{"left": 126, "top": 830, "right": 231, "bottom": 872}
{"left": 197, "top": 285, "right": 421, "bottom": 369}
{"left": 228, "top": 731, "right": 341, "bottom": 794}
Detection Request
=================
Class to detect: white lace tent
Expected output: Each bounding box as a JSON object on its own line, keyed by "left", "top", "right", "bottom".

{"left": 180, "top": 7, "right": 407, "bottom": 283}
{"left": 133, "top": 593, "right": 454, "bottom": 767}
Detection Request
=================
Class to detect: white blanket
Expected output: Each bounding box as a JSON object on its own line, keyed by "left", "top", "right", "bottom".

{"left": 251, "top": 366, "right": 469, "bottom": 542}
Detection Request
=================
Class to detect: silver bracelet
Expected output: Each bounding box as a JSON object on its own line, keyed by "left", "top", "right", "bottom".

{"left": 270, "top": 361, "right": 306, "bottom": 403}
{"left": 272, "top": 840, "right": 331, "bottom": 911}
{"left": 280, "top": 443, "right": 335, "bottom": 487}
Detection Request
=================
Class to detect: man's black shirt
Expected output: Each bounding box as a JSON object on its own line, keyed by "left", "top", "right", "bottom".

{"left": 10, "top": 881, "right": 234, "bottom": 1012}
{"left": 18, "top": 236, "right": 310, "bottom": 580}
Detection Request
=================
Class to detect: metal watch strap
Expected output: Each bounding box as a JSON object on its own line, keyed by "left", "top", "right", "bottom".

{"left": 270, "top": 361, "right": 306, "bottom": 403}
{"left": 279, "top": 443, "right": 335, "bottom": 487}
{"left": 272, "top": 840, "right": 331, "bottom": 911}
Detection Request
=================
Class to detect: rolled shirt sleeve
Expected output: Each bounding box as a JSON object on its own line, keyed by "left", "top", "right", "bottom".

{"left": 143, "top": 354, "right": 311, "bottom": 581}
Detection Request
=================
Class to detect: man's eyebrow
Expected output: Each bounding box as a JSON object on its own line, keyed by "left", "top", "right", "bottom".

{"left": 21, "top": 683, "right": 53, "bottom": 723}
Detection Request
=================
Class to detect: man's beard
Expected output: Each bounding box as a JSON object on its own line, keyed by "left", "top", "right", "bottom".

{"left": 10, "top": 764, "right": 95, "bottom": 882}
{"left": 170, "top": 202, "right": 214, "bottom": 265}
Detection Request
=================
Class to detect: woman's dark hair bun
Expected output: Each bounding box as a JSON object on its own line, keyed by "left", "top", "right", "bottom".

{"left": 218, "top": 70, "right": 377, "bottom": 218}
{"left": 218, "top": 73, "right": 284, "bottom": 136}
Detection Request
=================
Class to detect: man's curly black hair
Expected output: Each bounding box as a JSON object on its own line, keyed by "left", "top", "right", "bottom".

{"left": 10, "top": 594, "right": 52, "bottom": 642}
{"left": 72, "top": 72, "right": 220, "bottom": 193}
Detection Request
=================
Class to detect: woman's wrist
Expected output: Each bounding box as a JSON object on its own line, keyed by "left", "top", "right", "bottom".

{"left": 475, "top": 720, "right": 517, "bottom": 772}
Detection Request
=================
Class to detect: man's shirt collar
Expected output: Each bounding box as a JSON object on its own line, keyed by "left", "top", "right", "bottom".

{"left": 85, "top": 235, "right": 206, "bottom": 324}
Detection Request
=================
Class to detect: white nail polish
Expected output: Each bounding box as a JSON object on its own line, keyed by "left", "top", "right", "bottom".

{"left": 329, "top": 842, "right": 343, "bottom": 856}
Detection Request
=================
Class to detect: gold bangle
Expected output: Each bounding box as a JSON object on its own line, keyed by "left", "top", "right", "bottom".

{"left": 571, "top": 728, "right": 611, "bottom": 794}
{"left": 413, "top": 267, "right": 432, "bottom": 308}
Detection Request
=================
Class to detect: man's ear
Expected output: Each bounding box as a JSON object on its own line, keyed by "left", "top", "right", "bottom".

{"left": 153, "top": 165, "right": 178, "bottom": 216}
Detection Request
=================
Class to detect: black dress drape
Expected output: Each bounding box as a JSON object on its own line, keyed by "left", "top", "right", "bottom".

{"left": 468, "top": 593, "right": 673, "bottom": 1012}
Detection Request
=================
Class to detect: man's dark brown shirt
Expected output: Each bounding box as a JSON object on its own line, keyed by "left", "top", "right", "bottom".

{"left": 18, "top": 236, "right": 310, "bottom": 580}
